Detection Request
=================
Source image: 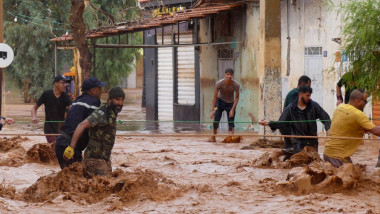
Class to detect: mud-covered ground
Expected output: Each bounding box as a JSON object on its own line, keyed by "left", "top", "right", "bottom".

{"left": 0, "top": 89, "right": 379, "bottom": 213}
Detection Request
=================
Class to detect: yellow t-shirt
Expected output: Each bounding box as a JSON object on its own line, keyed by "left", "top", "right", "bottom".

{"left": 324, "top": 104, "right": 375, "bottom": 161}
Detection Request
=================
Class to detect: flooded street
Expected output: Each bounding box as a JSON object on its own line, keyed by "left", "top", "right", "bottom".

{"left": 0, "top": 89, "right": 379, "bottom": 213}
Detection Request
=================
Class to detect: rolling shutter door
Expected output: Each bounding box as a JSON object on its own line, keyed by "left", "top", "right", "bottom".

{"left": 177, "top": 34, "right": 195, "bottom": 105}
{"left": 157, "top": 35, "right": 173, "bottom": 121}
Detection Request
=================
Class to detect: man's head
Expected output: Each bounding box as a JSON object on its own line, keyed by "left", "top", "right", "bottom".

{"left": 82, "top": 77, "right": 107, "bottom": 99}
{"left": 108, "top": 87, "right": 125, "bottom": 113}
{"left": 349, "top": 89, "right": 368, "bottom": 111}
{"left": 297, "top": 75, "right": 311, "bottom": 88}
{"left": 53, "top": 75, "right": 70, "bottom": 93}
{"left": 298, "top": 86, "right": 313, "bottom": 104}
{"left": 224, "top": 68, "right": 234, "bottom": 82}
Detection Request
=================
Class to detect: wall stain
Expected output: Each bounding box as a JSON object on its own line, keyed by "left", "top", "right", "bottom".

{"left": 240, "top": 77, "right": 260, "bottom": 88}
{"left": 200, "top": 78, "right": 217, "bottom": 87}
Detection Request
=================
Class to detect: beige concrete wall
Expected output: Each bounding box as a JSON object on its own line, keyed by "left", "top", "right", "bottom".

{"left": 199, "top": 17, "right": 218, "bottom": 126}
{"left": 199, "top": 8, "right": 260, "bottom": 131}
{"left": 199, "top": 0, "right": 364, "bottom": 132}
{"left": 241, "top": 5, "right": 261, "bottom": 131}
{"left": 280, "top": 0, "right": 371, "bottom": 117}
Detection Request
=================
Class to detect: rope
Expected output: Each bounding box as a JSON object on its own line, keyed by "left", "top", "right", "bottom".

{"left": 0, "top": 119, "right": 336, "bottom": 124}
{"left": 10, "top": 118, "right": 380, "bottom": 124}
{"left": 0, "top": 132, "right": 378, "bottom": 141}
{"left": 116, "top": 119, "right": 330, "bottom": 124}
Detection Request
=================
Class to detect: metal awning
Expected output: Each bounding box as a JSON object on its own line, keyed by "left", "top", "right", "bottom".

{"left": 50, "top": 2, "right": 244, "bottom": 48}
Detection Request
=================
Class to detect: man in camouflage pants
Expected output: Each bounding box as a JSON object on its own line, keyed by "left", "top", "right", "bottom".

{"left": 63, "top": 87, "right": 125, "bottom": 177}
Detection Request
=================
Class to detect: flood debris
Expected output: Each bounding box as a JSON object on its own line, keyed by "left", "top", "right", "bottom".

{"left": 253, "top": 146, "right": 322, "bottom": 168}
{"left": 241, "top": 138, "right": 283, "bottom": 150}
{"left": 26, "top": 142, "right": 56, "bottom": 163}
{"left": 21, "top": 163, "right": 183, "bottom": 205}
{"left": 287, "top": 146, "right": 322, "bottom": 166}
{"left": 252, "top": 147, "right": 379, "bottom": 194}
{"left": 222, "top": 136, "right": 242, "bottom": 143}
{"left": 0, "top": 182, "right": 17, "bottom": 200}
{"left": 0, "top": 136, "right": 57, "bottom": 166}
{"left": 0, "top": 136, "right": 27, "bottom": 152}
{"left": 278, "top": 162, "right": 364, "bottom": 194}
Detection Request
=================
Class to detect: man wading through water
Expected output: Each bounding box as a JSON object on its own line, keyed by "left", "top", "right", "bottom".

{"left": 280, "top": 76, "right": 311, "bottom": 152}
{"left": 55, "top": 77, "right": 106, "bottom": 169}
{"left": 324, "top": 89, "right": 380, "bottom": 168}
{"left": 259, "top": 86, "right": 331, "bottom": 155}
{"left": 63, "top": 87, "right": 124, "bottom": 177}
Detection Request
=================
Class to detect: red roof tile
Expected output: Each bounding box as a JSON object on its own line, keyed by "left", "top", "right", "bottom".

{"left": 51, "top": 2, "right": 243, "bottom": 42}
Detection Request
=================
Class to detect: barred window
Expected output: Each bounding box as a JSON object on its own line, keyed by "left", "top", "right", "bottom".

{"left": 305, "top": 47, "right": 322, "bottom": 56}
{"left": 218, "top": 49, "right": 234, "bottom": 59}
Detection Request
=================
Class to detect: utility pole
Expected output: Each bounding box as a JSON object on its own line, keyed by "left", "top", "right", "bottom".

{"left": 0, "top": 0, "right": 4, "bottom": 116}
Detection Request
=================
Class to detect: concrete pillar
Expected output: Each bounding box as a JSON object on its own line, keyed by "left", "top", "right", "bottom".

{"left": 259, "top": 0, "right": 282, "bottom": 129}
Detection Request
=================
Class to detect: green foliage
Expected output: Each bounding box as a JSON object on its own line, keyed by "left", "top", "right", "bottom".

{"left": 4, "top": 0, "right": 72, "bottom": 100}
{"left": 83, "top": 0, "right": 142, "bottom": 87}
{"left": 92, "top": 35, "right": 142, "bottom": 88}
{"left": 332, "top": 0, "right": 380, "bottom": 98}
{"left": 4, "top": 0, "right": 142, "bottom": 101}
{"left": 84, "top": 0, "right": 139, "bottom": 29}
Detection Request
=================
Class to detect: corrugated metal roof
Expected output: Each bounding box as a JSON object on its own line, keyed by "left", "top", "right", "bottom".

{"left": 50, "top": 2, "right": 243, "bottom": 42}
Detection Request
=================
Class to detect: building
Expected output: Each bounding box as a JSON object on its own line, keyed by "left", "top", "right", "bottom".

{"left": 52, "top": 0, "right": 369, "bottom": 133}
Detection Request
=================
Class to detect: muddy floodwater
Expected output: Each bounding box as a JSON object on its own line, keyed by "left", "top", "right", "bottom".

{"left": 0, "top": 133, "right": 379, "bottom": 213}
{"left": 0, "top": 89, "right": 379, "bottom": 213}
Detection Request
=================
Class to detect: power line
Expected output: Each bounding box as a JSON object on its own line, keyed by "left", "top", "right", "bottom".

{"left": 7, "top": 11, "right": 69, "bottom": 26}
{"left": 6, "top": 11, "right": 70, "bottom": 32}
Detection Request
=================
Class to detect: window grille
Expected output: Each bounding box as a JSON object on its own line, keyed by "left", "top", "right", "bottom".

{"left": 218, "top": 49, "right": 234, "bottom": 59}
{"left": 304, "top": 47, "right": 322, "bottom": 56}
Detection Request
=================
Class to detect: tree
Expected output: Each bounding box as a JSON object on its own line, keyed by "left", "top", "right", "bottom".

{"left": 92, "top": 36, "right": 142, "bottom": 87}
{"left": 82, "top": 0, "right": 142, "bottom": 88}
{"left": 4, "top": 0, "right": 141, "bottom": 101}
{"left": 4, "top": 0, "right": 72, "bottom": 102}
{"left": 67, "top": 0, "right": 142, "bottom": 88}
{"left": 70, "top": 0, "right": 91, "bottom": 80}
{"left": 332, "top": 0, "right": 380, "bottom": 97}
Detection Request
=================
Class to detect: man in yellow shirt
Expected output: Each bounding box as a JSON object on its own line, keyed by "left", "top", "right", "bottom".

{"left": 324, "top": 89, "right": 380, "bottom": 168}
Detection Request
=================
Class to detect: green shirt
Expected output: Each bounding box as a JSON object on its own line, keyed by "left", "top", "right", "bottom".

{"left": 84, "top": 103, "right": 117, "bottom": 160}
{"left": 284, "top": 88, "right": 298, "bottom": 110}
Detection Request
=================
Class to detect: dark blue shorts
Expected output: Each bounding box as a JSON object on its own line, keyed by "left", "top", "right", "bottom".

{"left": 213, "top": 98, "right": 235, "bottom": 131}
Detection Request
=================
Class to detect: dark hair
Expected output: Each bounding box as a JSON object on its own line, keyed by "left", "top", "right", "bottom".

{"left": 299, "top": 86, "right": 313, "bottom": 94}
{"left": 298, "top": 75, "right": 311, "bottom": 86}
{"left": 225, "top": 68, "right": 234, "bottom": 74}
{"left": 108, "top": 86, "right": 125, "bottom": 100}
{"left": 349, "top": 89, "right": 365, "bottom": 100}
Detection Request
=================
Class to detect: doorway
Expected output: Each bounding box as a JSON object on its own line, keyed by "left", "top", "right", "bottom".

{"left": 304, "top": 46, "right": 323, "bottom": 132}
